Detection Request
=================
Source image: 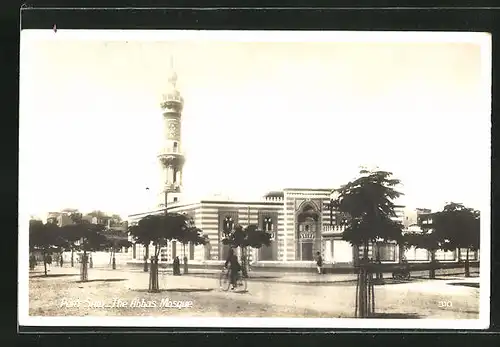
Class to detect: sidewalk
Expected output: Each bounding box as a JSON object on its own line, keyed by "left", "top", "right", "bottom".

{"left": 45, "top": 263, "right": 478, "bottom": 285}
{"left": 29, "top": 266, "right": 480, "bottom": 319}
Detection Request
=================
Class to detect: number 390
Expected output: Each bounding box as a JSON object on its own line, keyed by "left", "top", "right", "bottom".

{"left": 438, "top": 300, "right": 452, "bottom": 308}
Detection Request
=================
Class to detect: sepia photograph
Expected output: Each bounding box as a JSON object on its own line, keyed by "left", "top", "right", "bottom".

{"left": 19, "top": 30, "right": 491, "bottom": 329}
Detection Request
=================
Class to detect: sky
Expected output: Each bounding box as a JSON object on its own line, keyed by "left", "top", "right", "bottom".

{"left": 19, "top": 31, "right": 491, "bottom": 219}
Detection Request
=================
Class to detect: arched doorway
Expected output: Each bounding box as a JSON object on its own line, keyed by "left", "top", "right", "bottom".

{"left": 296, "top": 204, "right": 321, "bottom": 261}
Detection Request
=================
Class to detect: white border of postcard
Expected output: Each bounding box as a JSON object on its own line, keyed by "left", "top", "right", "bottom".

{"left": 18, "top": 30, "right": 491, "bottom": 330}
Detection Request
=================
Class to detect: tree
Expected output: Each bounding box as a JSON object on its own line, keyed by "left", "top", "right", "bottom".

{"left": 67, "top": 212, "right": 85, "bottom": 267}
{"left": 221, "top": 224, "right": 272, "bottom": 278}
{"left": 101, "top": 229, "right": 132, "bottom": 270}
{"left": 432, "top": 203, "right": 480, "bottom": 277}
{"left": 128, "top": 213, "right": 206, "bottom": 292}
{"left": 29, "top": 220, "right": 65, "bottom": 276}
{"left": 403, "top": 227, "right": 441, "bottom": 279}
{"left": 59, "top": 223, "right": 108, "bottom": 281}
{"left": 178, "top": 221, "right": 209, "bottom": 274}
{"left": 330, "top": 169, "right": 404, "bottom": 318}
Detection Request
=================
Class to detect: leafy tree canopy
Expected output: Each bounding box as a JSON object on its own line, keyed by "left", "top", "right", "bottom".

{"left": 129, "top": 213, "right": 207, "bottom": 247}
{"left": 59, "top": 223, "right": 109, "bottom": 252}
{"left": 433, "top": 202, "right": 480, "bottom": 250}
{"left": 331, "top": 169, "right": 405, "bottom": 245}
{"left": 222, "top": 224, "right": 272, "bottom": 249}
{"left": 29, "top": 220, "right": 66, "bottom": 252}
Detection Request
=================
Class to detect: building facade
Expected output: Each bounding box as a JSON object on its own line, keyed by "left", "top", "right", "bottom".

{"left": 126, "top": 60, "right": 479, "bottom": 268}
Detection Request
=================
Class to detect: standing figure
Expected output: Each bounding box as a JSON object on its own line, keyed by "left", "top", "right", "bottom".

{"left": 316, "top": 251, "right": 323, "bottom": 275}
{"left": 29, "top": 254, "right": 36, "bottom": 270}
{"left": 224, "top": 248, "right": 241, "bottom": 290}
{"left": 173, "top": 256, "right": 181, "bottom": 275}
{"left": 46, "top": 254, "right": 52, "bottom": 271}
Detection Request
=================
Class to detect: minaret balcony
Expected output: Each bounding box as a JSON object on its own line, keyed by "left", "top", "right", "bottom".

{"left": 161, "top": 96, "right": 184, "bottom": 109}
{"left": 158, "top": 152, "right": 186, "bottom": 167}
{"left": 160, "top": 146, "right": 181, "bottom": 154}
{"left": 163, "top": 183, "right": 181, "bottom": 193}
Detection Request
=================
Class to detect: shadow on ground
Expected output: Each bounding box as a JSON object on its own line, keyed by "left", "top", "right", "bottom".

{"left": 448, "top": 282, "right": 479, "bottom": 288}
{"left": 295, "top": 278, "right": 423, "bottom": 286}
{"left": 75, "top": 279, "right": 127, "bottom": 283}
{"left": 368, "top": 312, "right": 421, "bottom": 319}
{"left": 188, "top": 273, "right": 280, "bottom": 280}
{"left": 31, "top": 274, "right": 78, "bottom": 278}
{"left": 131, "top": 288, "right": 214, "bottom": 293}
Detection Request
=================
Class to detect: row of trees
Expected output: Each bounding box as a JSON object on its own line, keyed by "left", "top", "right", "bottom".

{"left": 29, "top": 216, "right": 130, "bottom": 279}
{"left": 127, "top": 213, "right": 209, "bottom": 292}
{"left": 30, "top": 208, "right": 273, "bottom": 291}
{"left": 330, "top": 168, "right": 481, "bottom": 318}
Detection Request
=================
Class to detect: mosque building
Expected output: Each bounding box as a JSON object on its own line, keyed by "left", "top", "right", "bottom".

{"left": 127, "top": 61, "right": 478, "bottom": 269}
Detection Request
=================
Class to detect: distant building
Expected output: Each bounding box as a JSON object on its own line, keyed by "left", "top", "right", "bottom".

{"left": 402, "top": 207, "right": 432, "bottom": 228}
{"left": 46, "top": 211, "right": 75, "bottom": 227}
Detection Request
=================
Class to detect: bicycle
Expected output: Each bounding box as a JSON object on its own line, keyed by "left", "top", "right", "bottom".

{"left": 392, "top": 262, "right": 411, "bottom": 280}
{"left": 219, "top": 267, "right": 248, "bottom": 292}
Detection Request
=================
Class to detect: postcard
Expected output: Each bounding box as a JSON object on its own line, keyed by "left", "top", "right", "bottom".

{"left": 19, "top": 29, "right": 491, "bottom": 329}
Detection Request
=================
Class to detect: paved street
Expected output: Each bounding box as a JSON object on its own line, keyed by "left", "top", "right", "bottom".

{"left": 28, "top": 266, "right": 480, "bottom": 318}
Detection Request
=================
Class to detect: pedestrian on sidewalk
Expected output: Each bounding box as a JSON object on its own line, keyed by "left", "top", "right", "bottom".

{"left": 60, "top": 254, "right": 64, "bottom": 267}
{"left": 173, "top": 256, "right": 181, "bottom": 276}
{"left": 46, "top": 254, "right": 52, "bottom": 272}
{"left": 316, "top": 252, "right": 323, "bottom": 275}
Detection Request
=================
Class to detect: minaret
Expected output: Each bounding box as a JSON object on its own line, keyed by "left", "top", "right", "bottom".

{"left": 158, "top": 56, "right": 185, "bottom": 207}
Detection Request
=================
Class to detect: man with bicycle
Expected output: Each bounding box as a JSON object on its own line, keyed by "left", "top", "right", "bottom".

{"left": 224, "top": 248, "right": 241, "bottom": 290}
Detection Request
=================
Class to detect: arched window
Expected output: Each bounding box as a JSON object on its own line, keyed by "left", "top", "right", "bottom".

{"left": 223, "top": 216, "right": 234, "bottom": 233}
{"left": 263, "top": 217, "right": 273, "bottom": 231}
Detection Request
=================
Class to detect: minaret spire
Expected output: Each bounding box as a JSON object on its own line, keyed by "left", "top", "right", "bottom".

{"left": 158, "top": 55, "right": 184, "bottom": 208}
{"left": 167, "top": 55, "right": 178, "bottom": 87}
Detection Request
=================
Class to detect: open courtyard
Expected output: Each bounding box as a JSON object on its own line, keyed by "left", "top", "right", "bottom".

{"left": 28, "top": 266, "right": 480, "bottom": 319}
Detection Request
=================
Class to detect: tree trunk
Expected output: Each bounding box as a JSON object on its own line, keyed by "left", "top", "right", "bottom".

{"left": 355, "top": 241, "right": 374, "bottom": 318}
{"left": 80, "top": 250, "right": 89, "bottom": 282}
{"left": 71, "top": 249, "right": 74, "bottom": 267}
{"left": 29, "top": 253, "right": 35, "bottom": 270}
{"left": 398, "top": 243, "right": 405, "bottom": 264}
{"left": 89, "top": 252, "right": 93, "bottom": 268}
{"left": 465, "top": 248, "right": 470, "bottom": 278}
{"left": 43, "top": 251, "right": 48, "bottom": 276}
{"left": 148, "top": 244, "right": 161, "bottom": 292}
{"left": 429, "top": 250, "right": 436, "bottom": 279}
{"left": 241, "top": 246, "right": 249, "bottom": 278}
{"left": 375, "top": 242, "right": 383, "bottom": 280}
{"left": 143, "top": 244, "right": 149, "bottom": 272}
{"left": 112, "top": 249, "right": 116, "bottom": 270}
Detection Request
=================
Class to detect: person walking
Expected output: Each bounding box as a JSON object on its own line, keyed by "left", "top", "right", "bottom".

{"left": 173, "top": 256, "right": 181, "bottom": 275}
{"left": 224, "top": 248, "right": 241, "bottom": 290}
{"left": 316, "top": 251, "right": 323, "bottom": 275}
